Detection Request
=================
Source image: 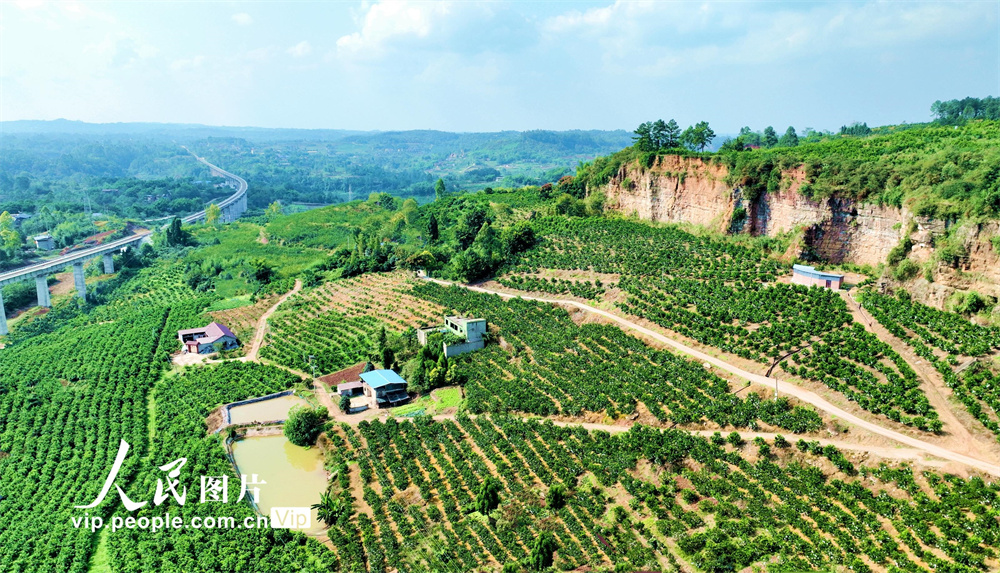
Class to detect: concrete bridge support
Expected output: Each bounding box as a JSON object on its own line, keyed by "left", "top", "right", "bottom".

{"left": 72, "top": 262, "right": 86, "bottom": 300}
{"left": 103, "top": 253, "right": 115, "bottom": 274}
{"left": 0, "top": 289, "right": 7, "bottom": 336}
{"left": 36, "top": 275, "right": 51, "bottom": 308}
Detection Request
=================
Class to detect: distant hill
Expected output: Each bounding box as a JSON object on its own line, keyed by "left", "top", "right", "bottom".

{"left": 0, "top": 119, "right": 365, "bottom": 141}
{"left": 0, "top": 121, "right": 633, "bottom": 215}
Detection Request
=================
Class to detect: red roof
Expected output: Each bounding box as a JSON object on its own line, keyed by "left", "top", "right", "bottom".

{"left": 178, "top": 322, "right": 236, "bottom": 341}
{"left": 317, "top": 362, "right": 370, "bottom": 386}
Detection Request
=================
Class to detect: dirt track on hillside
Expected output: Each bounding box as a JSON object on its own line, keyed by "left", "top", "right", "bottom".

{"left": 423, "top": 277, "right": 1000, "bottom": 477}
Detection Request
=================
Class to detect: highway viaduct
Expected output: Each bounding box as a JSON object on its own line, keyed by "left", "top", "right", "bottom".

{"left": 179, "top": 149, "right": 248, "bottom": 225}
{"left": 0, "top": 232, "right": 151, "bottom": 335}
{"left": 0, "top": 152, "right": 248, "bottom": 336}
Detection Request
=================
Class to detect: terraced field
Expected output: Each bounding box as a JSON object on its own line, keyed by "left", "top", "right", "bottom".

{"left": 260, "top": 273, "right": 444, "bottom": 375}
{"left": 860, "top": 291, "right": 1000, "bottom": 439}
{"left": 321, "top": 415, "right": 1000, "bottom": 573}
{"left": 500, "top": 217, "right": 942, "bottom": 432}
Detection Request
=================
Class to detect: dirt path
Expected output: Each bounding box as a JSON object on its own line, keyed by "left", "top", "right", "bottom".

{"left": 243, "top": 279, "right": 301, "bottom": 361}
{"left": 425, "top": 413, "right": 955, "bottom": 471}
{"left": 841, "top": 290, "right": 1000, "bottom": 465}
{"left": 422, "top": 278, "right": 1000, "bottom": 477}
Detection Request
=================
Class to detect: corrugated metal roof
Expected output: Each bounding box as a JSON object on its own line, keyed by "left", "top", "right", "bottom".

{"left": 360, "top": 369, "right": 407, "bottom": 389}
{"left": 792, "top": 264, "right": 843, "bottom": 280}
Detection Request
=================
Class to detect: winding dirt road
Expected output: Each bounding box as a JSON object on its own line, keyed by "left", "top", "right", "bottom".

{"left": 422, "top": 278, "right": 1000, "bottom": 477}
{"left": 243, "top": 279, "right": 302, "bottom": 361}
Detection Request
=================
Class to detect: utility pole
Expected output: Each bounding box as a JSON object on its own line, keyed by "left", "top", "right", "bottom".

{"left": 308, "top": 355, "right": 316, "bottom": 379}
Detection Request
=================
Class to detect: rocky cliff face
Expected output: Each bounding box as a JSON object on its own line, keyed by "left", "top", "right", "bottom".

{"left": 603, "top": 156, "right": 1000, "bottom": 308}
{"left": 604, "top": 156, "right": 906, "bottom": 266}
{"left": 604, "top": 155, "right": 733, "bottom": 231}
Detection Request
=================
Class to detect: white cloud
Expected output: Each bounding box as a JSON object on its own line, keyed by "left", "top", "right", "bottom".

{"left": 335, "top": 1, "right": 503, "bottom": 58}
{"left": 337, "top": 1, "right": 446, "bottom": 54}
{"left": 170, "top": 55, "right": 205, "bottom": 71}
{"left": 541, "top": 1, "right": 995, "bottom": 77}
{"left": 231, "top": 12, "right": 253, "bottom": 26}
{"left": 287, "top": 40, "right": 312, "bottom": 57}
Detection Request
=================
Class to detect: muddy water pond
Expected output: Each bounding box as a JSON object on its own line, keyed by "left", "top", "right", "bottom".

{"left": 230, "top": 435, "right": 327, "bottom": 533}
{"left": 228, "top": 394, "right": 310, "bottom": 425}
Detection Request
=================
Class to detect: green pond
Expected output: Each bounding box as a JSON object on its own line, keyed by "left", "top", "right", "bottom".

{"left": 228, "top": 394, "right": 309, "bottom": 425}
{"left": 230, "top": 435, "right": 327, "bottom": 534}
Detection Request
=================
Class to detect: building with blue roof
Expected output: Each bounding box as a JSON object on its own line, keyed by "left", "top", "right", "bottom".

{"left": 791, "top": 264, "right": 844, "bottom": 290}
{"left": 359, "top": 369, "right": 410, "bottom": 408}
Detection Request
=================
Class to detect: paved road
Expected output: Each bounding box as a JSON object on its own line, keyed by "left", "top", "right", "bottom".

{"left": 422, "top": 278, "right": 1000, "bottom": 477}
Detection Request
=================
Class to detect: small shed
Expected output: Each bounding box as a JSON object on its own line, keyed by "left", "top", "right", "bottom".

{"left": 360, "top": 369, "right": 410, "bottom": 408}
{"left": 34, "top": 234, "right": 54, "bottom": 250}
{"left": 177, "top": 322, "right": 239, "bottom": 354}
{"left": 791, "top": 265, "right": 844, "bottom": 291}
{"left": 317, "top": 361, "right": 372, "bottom": 395}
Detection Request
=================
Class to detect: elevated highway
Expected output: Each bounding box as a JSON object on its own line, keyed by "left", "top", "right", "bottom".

{"left": 0, "top": 232, "right": 151, "bottom": 335}
{"left": 179, "top": 148, "right": 248, "bottom": 224}
{"left": 0, "top": 151, "right": 248, "bottom": 336}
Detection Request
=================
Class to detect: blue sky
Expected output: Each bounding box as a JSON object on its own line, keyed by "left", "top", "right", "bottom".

{"left": 1, "top": 1, "right": 998, "bottom": 133}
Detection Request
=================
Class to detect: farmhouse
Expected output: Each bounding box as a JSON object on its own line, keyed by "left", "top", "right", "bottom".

{"left": 316, "top": 361, "right": 373, "bottom": 397}
{"left": 360, "top": 369, "right": 410, "bottom": 408}
{"left": 33, "top": 234, "right": 54, "bottom": 250}
{"left": 177, "top": 322, "right": 239, "bottom": 354}
{"left": 791, "top": 265, "right": 844, "bottom": 291}
{"left": 417, "top": 315, "right": 487, "bottom": 358}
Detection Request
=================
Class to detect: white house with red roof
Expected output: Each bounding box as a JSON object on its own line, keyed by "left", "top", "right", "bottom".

{"left": 177, "top": 322, "right": 239, "bottom": 354}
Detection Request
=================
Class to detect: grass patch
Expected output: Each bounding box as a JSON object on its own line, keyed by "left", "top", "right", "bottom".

{"left": 87, "top": 528, "right": 111, "bottom": 573}
{"left": 206, "top": 295, "right": 254, "bottom": 312}
{"left": 434, "top": 387, "right": 462, "bottom": 408}
{"left": 391, "top": 386, "right": 464, "bottom": 417}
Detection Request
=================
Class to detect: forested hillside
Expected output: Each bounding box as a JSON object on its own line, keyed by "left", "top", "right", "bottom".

{"left": 0, "top": 124, "right": 631, "bottom": 217}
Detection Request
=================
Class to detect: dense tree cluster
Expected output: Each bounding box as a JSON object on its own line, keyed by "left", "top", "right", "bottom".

{"left": 633, "top": 119, "right": 715, "bottom": 152}
{"left": 932, "top": 96, "right": 1000, "bottom": 124}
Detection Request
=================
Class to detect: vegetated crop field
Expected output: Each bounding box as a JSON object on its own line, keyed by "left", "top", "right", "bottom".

{"left": 112, "top": 264, "right": 200, "bottom": 308}
{"left": 411, "top": 282, "right": 822, "bottom": 433}
{"left": 0, "top": 300, "right": 210, "bottom": 573}
{"left": 260, "top": 273, "right": 444, "bottom": 375}
{"left": 265, "top": 202, "right": 382, "bottom": 248}
{"left": 105, "top": 361, "right": 339, "bottom": 572}
{"left": 860, "top": 290, "right": 1000, "bottom": 440}
{"left": 506, "top": 217, "right": 941, "bottom": 432}
{"left": 323, "top": 415, "right": 1000, "bottom": 573}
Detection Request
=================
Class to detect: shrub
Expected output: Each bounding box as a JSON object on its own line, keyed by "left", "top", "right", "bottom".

{"left": 284, "top": 405, "right": 328, "bottom": 446}
{"left": 546, "top": 484, "right": 567, "bottom": 510}
{"left": 893, "top": 259, "right": 920, "bottom": 281}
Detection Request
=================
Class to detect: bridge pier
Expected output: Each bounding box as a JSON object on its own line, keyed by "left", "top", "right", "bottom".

{"left": 103, "top": 253, "right": 115, "bottom": 274}
{"left": 72, "top": 262, "right": 86, "bottom": 300}
{"left": 35, "top": 275, "right": 51, "bottom": 308}
{"left": 0, "top": 289, "right": 7, "bottom": 336}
